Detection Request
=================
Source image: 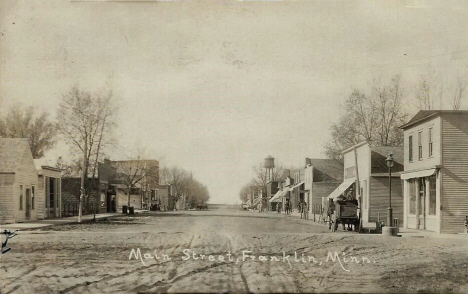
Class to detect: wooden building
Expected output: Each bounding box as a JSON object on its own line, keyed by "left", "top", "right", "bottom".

{"left": 400, "top": 110, "right": 468, "bottom": 233}
{"left": 330, "top": 142, "right": 404, "bottom": 227}
{"left": 34, "top": 159, "right": 62, "bottom": 219}
{"left": 0, "top": 138, "right": 39, "bottom": 224}
{"left": 303, "top": 158, "right": 343, "bottom": 219}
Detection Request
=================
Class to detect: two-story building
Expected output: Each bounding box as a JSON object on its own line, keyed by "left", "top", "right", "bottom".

{"left": 328, "top": 142, "right": 404, "bottom": 227}
{"left": 400, "top": 110, "right": 468, "bottom": 233}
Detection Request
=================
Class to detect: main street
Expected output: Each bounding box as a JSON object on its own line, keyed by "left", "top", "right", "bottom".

{"left": 1, "top": 208, "right": 468, "bottom": 293}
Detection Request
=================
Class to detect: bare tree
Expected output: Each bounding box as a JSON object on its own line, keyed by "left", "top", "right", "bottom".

{"left": 449, "top": 78, "right": 467, "bottom": 110}
{"left": 373, "top": 75, "right": 407, "bottom": 146}
{"left": 114, "top": 158, "right": 159, "bottom": 208}
{"left": 57, "top": 85, "right": 118, "bottom": 221}
{"left": 252, "top": 163, "right": 285, "bottom": 188}
{"left": 415, "top": 71, "right": 443, "bottom": 110}
{"left": 0, "top": 104, "right": 56, "bottom": 158}
{"left": 324, "top": 75, "right": 407, "bottom": 161}
{"left": 160, "top": 166, "right": 190, "bottom": 208}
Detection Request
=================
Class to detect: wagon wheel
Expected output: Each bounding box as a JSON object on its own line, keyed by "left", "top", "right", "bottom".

{"left": 331, "top": 213, "right": 337, "bottom": 232}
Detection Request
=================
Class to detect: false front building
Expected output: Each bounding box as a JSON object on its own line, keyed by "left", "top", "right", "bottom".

{"left": 329, "top": 142, "right": 404, "bottom": 227}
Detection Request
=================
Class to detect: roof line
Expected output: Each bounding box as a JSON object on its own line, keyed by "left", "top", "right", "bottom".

{"left": 341, "top": 141, "right": 368, "bottom": 154}
{"left": 399, "top": 112, "right": 439, "bottom": 129}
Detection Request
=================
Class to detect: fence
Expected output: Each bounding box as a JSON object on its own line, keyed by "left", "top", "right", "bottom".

{"left": 62, "top": 202, "right": 99, "bottom": 217}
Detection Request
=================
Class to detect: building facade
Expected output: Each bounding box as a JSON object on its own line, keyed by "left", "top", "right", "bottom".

{"left": 35, "top": 159, "right": 62, "bottom": 219}
{"left": 0, "top": 139, "right": 39, "bottom": 224}
{"left": 98, "top": 159, "right": 159, "bottom": 212}
{"left": 334, "top": 142, "right": 404, "bottom": 227}
{"left": 400, "top": 110, "right": 468, "bottom": 233}
{"left": 304, "top": 158, "right": 343, "bottom": 219}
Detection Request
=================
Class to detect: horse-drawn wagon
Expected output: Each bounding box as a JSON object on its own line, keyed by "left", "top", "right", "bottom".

{"left": 326, "top": 198, "right": 360, "bottom": 232}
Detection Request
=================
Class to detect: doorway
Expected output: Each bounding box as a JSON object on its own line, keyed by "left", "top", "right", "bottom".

{"left": 418, "top": 177, "right": 426, "bottom": 230}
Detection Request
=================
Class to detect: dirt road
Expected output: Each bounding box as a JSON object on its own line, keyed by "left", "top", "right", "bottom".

{"left": 1, "top": 209, "right": 468, "bottom": 293}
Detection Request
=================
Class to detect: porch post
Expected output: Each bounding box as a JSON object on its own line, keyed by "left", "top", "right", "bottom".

{"left": 415, "top": 178, "right": 420, "bottom": 229}
{"left": 403, "top": 180, "right": 408, "bottom": 229}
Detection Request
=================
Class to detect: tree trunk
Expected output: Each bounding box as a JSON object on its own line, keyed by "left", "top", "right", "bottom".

{"left": 127, "top": 188, "right": 131, "bottom": 208}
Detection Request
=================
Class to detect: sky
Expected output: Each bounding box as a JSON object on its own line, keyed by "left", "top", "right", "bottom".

{"left": 1, "top": 0, "right": 468, "bottom": 204}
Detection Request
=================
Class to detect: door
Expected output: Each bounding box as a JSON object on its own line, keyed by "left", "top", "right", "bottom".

{"left": 25, "top": 188, "right": 31, "bottom": 219}
{"left": 418, "top": 178, "right": 426, "bottom": 230}
{"left": 49, "top": 177, "right": 55, "bottom": 218}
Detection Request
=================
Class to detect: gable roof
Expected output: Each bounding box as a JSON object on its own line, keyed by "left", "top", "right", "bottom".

{"left": 400, "top": 110, "right": 468, "bottom": 129}
{"left": 370, "top": 146, "right": 404, "bottom": 173}
{"left": 370, "top": 146, "right": 404, "bottom": 165}
{"left": 0, "top": 138, "right": 31, "bottom": 173}
{"left": 309, "top": 158, "right": 343, "bottom": 181}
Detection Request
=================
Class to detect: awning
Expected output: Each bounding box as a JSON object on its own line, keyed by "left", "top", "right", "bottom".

{"left": 253, "top": 197, "right": 261, "bottom": 206}
{"left": 327, "top": 178, "right": 355, "bottom": 200}
{"left": 279, "top": 188, "right": 289, "bottom": 198}
{"left": 401, "top": 168, "right": 437, "bottom": 180}
{"left": 269, "top": 190, "right": 283, "bottom": 202}
{"left": 289, "top": 181, "right": 304, "bottom": 191}
{"left": 269, "top": 189, "right": 288, "bottom": 202}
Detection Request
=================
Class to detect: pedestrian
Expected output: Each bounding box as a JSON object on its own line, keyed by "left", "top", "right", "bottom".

{"left": 111, "top": 197, "right": 116, "bottom": 213}
{"left": 346, "top": 188, "right": 354, "bottom": 201}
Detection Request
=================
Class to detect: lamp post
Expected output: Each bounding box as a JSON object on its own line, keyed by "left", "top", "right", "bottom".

{"left": 386, "top": 152, "right": 394, "bottom": 227}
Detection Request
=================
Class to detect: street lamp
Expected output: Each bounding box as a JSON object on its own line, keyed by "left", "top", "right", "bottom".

{"left": 386, "top": 152, "right": 394, "bottom": 227}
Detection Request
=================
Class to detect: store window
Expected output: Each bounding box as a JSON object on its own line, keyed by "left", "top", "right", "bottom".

{"left": 409, "top": 136, "right": 413, "bottom": 162}
{"left": 429, "top": 176, "right": 436, "bottom": 215}
{"left": 409, "top": 180, "right": 416, "bottom": 215}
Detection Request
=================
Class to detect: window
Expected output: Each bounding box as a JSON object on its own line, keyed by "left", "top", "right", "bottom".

{"left": 429, "top": 176, "right": 436, "bottom": 215}
{"left": 418, "top": 131, "right": 422, "bottom": 160}
{"left": 19, "top": 185, "right": 23, "bottom": 210}
{"left": 409, "top": 136, "right": 413, "bottom": 162}
{"left": 409, "top": 180, "right": 416, "bottom": 214}
{"left": 32, "top": 186, "right": 35, "bottom": 210}
{"left": 429, "top": 128, "right": 433, "bottom": 157}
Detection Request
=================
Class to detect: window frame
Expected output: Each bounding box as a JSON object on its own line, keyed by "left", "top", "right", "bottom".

{"left": 428, "top": 127, "right": 433, "bottom": 158}
{"left": 32, "top": 185, "right": 35, "bottom": 210}
{"left": 418, "top": 131, "right": 423, "bottom": 161}
{"left": 19, "top": 185, "right": 23, "bottom": 210}
{"left": 408, "top": 135, "right": 413, "bottom": 162}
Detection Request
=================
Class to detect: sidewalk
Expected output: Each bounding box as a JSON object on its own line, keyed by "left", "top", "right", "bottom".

{"left": 398, "top": 227, "right": 468, "bottom": 239}
{"left": 0, "top": 213, "right": 121, "bottom": 231}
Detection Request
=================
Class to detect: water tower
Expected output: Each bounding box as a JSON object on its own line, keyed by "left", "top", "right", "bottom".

{"left": 264, "top": 156, "right": 275, "bottom": 182}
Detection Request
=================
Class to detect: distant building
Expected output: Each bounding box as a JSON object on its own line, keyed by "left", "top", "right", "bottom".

{"left": 266, "top": 181, "right": 279, "bottom": 211}
{"left": 99, "top": 159, "right": 159, "bottom": 211}
{"left": 155, "top": 184, "right": 171, "bottom": 210}
{"left": 303, "top": 158, "right": 343, "bottom": 218}
{"left": 400, "top": 110, "right": 468, "bottom": 233}
{"left": 61, "top": 177, "right": 100, "bottom": 216}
